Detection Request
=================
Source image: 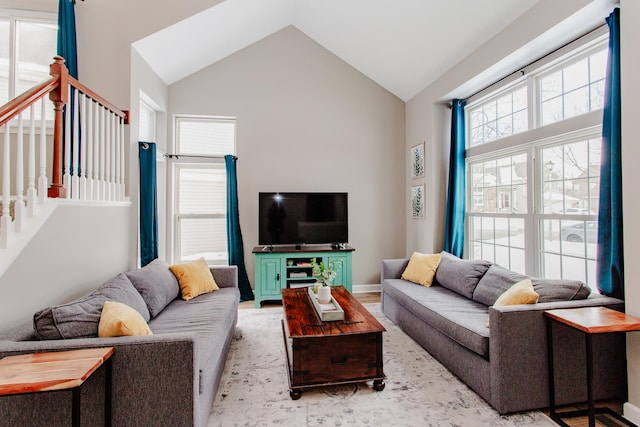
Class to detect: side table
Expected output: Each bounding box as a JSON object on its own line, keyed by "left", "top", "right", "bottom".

{"left": 0, "top": 347, "right": 115, "bottom": 427}
{"left": 544, "top": 307, "right": 640, "bottom": 427}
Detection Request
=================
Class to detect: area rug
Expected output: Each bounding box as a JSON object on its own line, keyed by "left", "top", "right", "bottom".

{"left": 208, "top": 304, "right": 555, "bottom": 427}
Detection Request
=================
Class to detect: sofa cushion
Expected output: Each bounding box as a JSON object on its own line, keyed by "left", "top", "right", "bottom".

{"left": 98, "top": 301, "right": 153, "bottom": 337}
{"left": 170, "top": 258, "right": 220, "bottom": 300}
{"left": 126, "top": 258, "right": 180, "bottom": 317}
{"left": 33, "top": 273, "right": 150, "bottom": 340}
{"left": 472, "top": 264, "right": 592, "bottom": 306}
{"left": 401, "top": 252, "right": 441, "bottom": 286}
{"left": 435, "top": 251, "right": 492, "bottom": 299}
{"left": 531, "top": 278, "right": 591, "bottom": 303}
{"left": 382, "top": 279, "right": 490, "bottom": 357}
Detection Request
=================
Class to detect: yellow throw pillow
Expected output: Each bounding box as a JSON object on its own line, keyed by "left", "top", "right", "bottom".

{"left": 401, "top": 252, "right": 442, "bottom": 287}
{"left": 99, "top": 301, "right": 153, "bottom": 337}
{"left": 169, "top": 258, "right": 219, "bottom": 300}
{"left": 487, "top": 279, "right": 539, "bottom": 327}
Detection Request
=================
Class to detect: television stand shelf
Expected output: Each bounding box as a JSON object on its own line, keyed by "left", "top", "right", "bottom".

{"left": 252, "top": 245, "right": 354, "bottom": 308}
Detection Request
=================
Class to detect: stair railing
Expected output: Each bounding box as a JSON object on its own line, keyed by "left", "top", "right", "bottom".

{"left": 0, "top": 56, "right": 128, "bottom": 249}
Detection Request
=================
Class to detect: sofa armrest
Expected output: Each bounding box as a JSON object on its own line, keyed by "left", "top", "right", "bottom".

{"left": 381, "top": 259, "right": 409, "bottom": 283}
{"left": 489, "top": 295, "right": 625, "bottom": 414}
{"left": 0, "top": 332, "right": 199, "bottom": 426}
{"left": 210, "top": 265, "right": 238, "bottom": 289}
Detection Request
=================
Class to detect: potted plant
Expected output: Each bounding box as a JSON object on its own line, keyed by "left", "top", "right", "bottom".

{"left": 311, "top": 258, "right": 336, "bottom": 304}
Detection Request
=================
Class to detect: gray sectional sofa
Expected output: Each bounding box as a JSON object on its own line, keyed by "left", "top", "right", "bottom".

{"left": 0, "top": 259, "right": 240, "bottom": 427}
{"left": 381, "top": 252, "right": 627, "bottom": 414}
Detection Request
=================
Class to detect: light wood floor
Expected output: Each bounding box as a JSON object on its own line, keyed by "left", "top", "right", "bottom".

{"left": 240, "top": 291, "right": 627, "bottom": 426}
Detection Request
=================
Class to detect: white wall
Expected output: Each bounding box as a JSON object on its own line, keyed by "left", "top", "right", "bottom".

{"left": 168, "top": 26, "right": 406, "bottom": 286}
{"left": 130, "top": 49, "right": 170, "bottom": 262}
{"left": 0, "top": 203, "right": 131, "bottom": 330}
{"left": 621, "top": 1, "right": 640, "bottom": 423}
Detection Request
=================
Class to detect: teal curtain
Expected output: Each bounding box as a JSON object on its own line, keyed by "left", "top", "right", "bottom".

{"left": 443, "top": 99, "right": 466, "bottom": 258}
{"left": 57, "top": 0, "right": 78, "bottom": 78}
{"left": 139, "top": 142, "right": 158, "bottom": 267}
{"left": 596, "top": 8, "right": 623, "bottom": 299}
{"left": 225, "top": 155, "right": 254, "bottom": 301}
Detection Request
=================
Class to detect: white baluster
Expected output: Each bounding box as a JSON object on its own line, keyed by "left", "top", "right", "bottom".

{"left": 86, "top": 99, "right": 93, "bottom": 200}
{"left": 38, "top": 99, "right": 48, "bottom": 204}
{"left": 113, "top": 113, "right": 119, "bottom": 201}
{"left": 93, "top": 102, "right": 100, "bottom": 200}
{"left": 71, "top": 89, "right": 80, "bottom": 200}
{"left": 79, "top": 93, "right": 87, "bottom": 200}
{"left": 1, "top": 120, "right": 11, "bottom": 248}
{"left": 27, "top": 104, "right": 37, "bottom": 217}
{"left": 100, "top": 107, "right": 106, "bottom": 200}
{"left": 105, "top": 111, "right": 112, "bottom": 201}
{"left": 14, "top": 114, "right": 25, "bottom": 232}
{"left": 110, "top": 113, "right": 116, "bottom": 201}
{"left": 62, "top": 87, "right": 72, "bottom": 199}
{"left": 119, "top": 116, "right": 125, "bottom": 200}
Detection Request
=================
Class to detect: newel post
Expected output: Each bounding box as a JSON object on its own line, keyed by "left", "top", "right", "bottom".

{"left": 48, "top": 56, "right": 68, "bottom": 198}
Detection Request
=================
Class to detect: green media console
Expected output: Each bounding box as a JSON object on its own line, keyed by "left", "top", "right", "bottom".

{"left": 252, "top": 245, "right": 354, "bottom": 308}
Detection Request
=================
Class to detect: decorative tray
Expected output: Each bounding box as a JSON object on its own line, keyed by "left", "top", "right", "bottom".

{"left": 307, "top": 287, "right": 345, "bottom": 322}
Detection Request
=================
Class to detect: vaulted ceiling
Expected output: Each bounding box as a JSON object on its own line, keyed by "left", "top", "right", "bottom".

{"left": 133, "top": 0, "right": 542, "bottom": 101}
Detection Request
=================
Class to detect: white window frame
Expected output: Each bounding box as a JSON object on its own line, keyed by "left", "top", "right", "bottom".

{"left": 464, "top": 28, "right": 608, "bottom": 285}
{"left": 0, "top": 8, "right": 57, "bottom": 126}
{"left": 167, "top": 115, "right": 236, "bottom": 265}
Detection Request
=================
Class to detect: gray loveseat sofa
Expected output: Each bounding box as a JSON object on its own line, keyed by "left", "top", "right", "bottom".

{"left": 381, "top": 252, "right": 626, "bottom": 414}
{"left": 0, "top": 259, "right": 240, "bottom": 427}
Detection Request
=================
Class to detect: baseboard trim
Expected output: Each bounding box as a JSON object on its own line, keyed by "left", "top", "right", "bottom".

{"left": 624, "top": 402, "right": 640, "bottom": 425}
{"left": 352, "top": 284, "right": 381, "bottom": 294}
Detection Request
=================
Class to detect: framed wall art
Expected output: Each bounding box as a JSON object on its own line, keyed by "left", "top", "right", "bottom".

{"left": 411, "top": 142, "right": 425, "bottom": 179}
{"left": 411, "top": 184, "right": 424, "bottom": 219}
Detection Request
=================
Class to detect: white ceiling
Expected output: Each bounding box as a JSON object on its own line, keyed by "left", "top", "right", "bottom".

{"left": 133, "top": 0, "right": 541, "bottom": 101}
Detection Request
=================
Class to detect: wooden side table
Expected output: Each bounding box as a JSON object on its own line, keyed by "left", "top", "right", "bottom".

{"left": 0, "top": 347, "right": 115, "bottom": 427}
{"left": 544, "top": 307, "right": 640, "bottom": 427}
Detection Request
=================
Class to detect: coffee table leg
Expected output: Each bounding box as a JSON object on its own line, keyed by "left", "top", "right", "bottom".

{"left": 373, "top": 380, "right": 385, "bottom": 391}
{"left": 289, "top": 389, "right": 302, "bottom": 400}
{"left": 105, "top": 357, "right": 113, "bottom": 427}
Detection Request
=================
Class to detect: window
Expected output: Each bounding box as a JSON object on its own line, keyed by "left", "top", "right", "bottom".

{"left": 0, "top": 10, "right": 56, "bottom": 119}
{"left": 170, "top": 116, "right": 235, "bottom": 265}
{"left": 138, "top": 97, "right": 156, "bottom": 142}
{"left": 465, "top": 31, "right": 607, "bottom": 286}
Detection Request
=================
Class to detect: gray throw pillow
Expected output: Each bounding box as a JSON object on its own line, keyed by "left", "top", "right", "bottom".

{"left": 472, "top": 265, "right": 528, "bottom": 306}
{"left": 33, "top": 273, "right": 150, "bottom": 340}
{"left": 472, "top": 264, "right": 592, "bottom": 306}
{"left": 531, "top": 278, "right": 591, "bottom": 303}
{"left": 125, "top": 258, "right": 180, "bottom": 317}
{"left": 434, "top": 251, "right": 492, "bottom": 299}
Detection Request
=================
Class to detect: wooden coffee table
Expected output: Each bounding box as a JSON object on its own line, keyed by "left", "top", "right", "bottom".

{"left": 281, "top": 286, "right": 386, "bottom": 399}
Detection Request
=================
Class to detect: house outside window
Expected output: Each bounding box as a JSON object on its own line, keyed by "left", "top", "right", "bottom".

{"left": 0, "top": 10, "right": 56, "bottom": 119}
{"left": 465, "top": 29, "right": 607, "bottom": 286}
{"left": 170, "top": 116, "right": 235, "bottom": 265}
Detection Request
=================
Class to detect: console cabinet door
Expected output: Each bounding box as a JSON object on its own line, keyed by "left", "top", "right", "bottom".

{"left": 327, "top": 255, "right": 350, "bottom": 291}
{"left": 259, "top": 258, "right": 282, "bottom": 297}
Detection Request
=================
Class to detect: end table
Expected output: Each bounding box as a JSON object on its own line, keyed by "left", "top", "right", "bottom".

{"left": 0, "top": 347, "right": 115, "bottom": 426}
{"left": 544, "top": 306, "right": 640, "bottom": 427}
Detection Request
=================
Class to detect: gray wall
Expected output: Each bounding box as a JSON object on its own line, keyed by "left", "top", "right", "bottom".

{"left": 168, "top": 26, "right": 406, "bottom": 286}
{"left": 0, "top": 203, "right": 131, "bottom": 330}
{"left": 620, "top": 0, "right": 640, "bottom": 423}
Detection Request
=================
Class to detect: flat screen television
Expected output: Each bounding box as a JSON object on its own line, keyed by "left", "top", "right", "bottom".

{"left": 258, "top": 192, "right": 348, "bottom": 246}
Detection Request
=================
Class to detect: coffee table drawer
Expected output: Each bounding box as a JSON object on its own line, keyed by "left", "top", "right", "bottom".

{"left": 290, "top": 332, "right": 383, "bottom": 386}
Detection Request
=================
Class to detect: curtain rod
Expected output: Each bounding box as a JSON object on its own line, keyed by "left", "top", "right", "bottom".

{"left": 464, "top": 23, "right": 608, "bottom": 103}
{"left": 164, "top": 154, "right": 233, "bottom": 160}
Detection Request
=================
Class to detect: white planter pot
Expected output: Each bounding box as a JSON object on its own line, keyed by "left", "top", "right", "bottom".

{"left": 317, "top": 286, "right": 331, "bottom": 304}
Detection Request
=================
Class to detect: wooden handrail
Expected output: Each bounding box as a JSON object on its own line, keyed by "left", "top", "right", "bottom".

{"left": 69, "top": 76, "right": 127, "bottom": 121}
{"left": 0, "top": 76, "right": 58, "bottom": 127}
